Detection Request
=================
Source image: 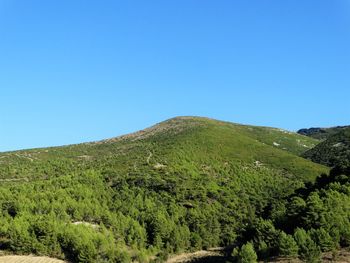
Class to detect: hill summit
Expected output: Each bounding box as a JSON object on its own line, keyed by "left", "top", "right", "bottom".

{"left": 0, "top": 116, "right": 326, "bottom": 181}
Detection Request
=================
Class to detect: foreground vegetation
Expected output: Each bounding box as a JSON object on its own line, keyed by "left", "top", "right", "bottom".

{"left": 1, "top": 117, "right": 348, "bottom": 262}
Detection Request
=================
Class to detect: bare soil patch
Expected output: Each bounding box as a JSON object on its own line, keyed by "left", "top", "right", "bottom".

{"left": 0, "top": 255, "right": 66, "bottom": 263}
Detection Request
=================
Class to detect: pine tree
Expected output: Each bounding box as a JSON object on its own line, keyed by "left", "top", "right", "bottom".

{"left": 238, "top": 242, "right": 258, "bottom": 263}
{"left": 310, "top": 228, "right": 335, "bottom": 252}
{"left": 278, "top": 232, "right": 298, "bottom": 257}
{"left": 294, "top": 228, "right": 321, "bottom": 263}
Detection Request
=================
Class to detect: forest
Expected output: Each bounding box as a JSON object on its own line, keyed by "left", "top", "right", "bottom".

{"left": 0, "top": 117, "right": 348, "bottom": 263}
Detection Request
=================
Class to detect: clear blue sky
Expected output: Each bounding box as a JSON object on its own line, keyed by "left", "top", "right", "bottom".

{"left": 0, "top": 0, "right": 349, "bottom": 151}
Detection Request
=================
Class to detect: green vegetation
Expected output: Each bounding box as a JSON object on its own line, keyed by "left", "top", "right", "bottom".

{"left": 303, "top": 127, "right": 350, "bottom": 167}
{"left": 230, "top": 163, "right": 350, "bottom": 262}
{"left": 234, "top": 242, "right": 257, "bottom": 263}
{"left": 1, "top": 116, "right": 344, "bottom": 263}
{"left": 278, "top": 232, "right": 298, "bottom": 257}
{"left": 0, "top": 117, "right": 325, "bottom": 181}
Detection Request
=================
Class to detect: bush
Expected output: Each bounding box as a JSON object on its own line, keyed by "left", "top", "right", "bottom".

{"left": 310, "top": 228, "right": 335, "bottom": 252}
{"left": 278, "top": 232, "right": 298, "bottom": 257}
{"left": 237, "top": 242, "right": 258, "bottom": 263}
{"left": 294, "top": 228, "right": 321, "bottom": 263}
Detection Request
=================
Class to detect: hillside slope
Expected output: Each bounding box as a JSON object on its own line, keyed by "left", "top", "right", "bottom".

{"left": 0, "top": 117, "right": 325, "bottom": 181}
{"left": 302, "top": 126, "right": 350, "bottom": 167}
{"left": 0, "top": 116, "right": 329, "bottom": 262}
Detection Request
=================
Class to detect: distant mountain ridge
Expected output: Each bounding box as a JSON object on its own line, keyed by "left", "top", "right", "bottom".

{"left": 297, "top": 125, "right": 350, "bottom": 140}
{"left": 302, "top": 126, "right": 350, "bottom": 167}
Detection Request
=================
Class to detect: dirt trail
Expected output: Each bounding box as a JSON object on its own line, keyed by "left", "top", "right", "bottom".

{"left": 147, "top": 151, "right": 153, "bottom": 164}
{"left": 0, "top": 255, "right": 66, "bottom": 263}
{"left": 166, "top": 248, "right": 225, "bottom": 263}
{"left": 166, "top": 248, "right": 350, "bottom": 263}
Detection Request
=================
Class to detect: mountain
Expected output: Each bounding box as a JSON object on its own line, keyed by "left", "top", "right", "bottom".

{"left": 297, "top": 125, "right": 350, "bottom": 140}
{"left": 0, "top": 117, "right": 331, "bottom": 263}
{"left": 302, "top": 126, "right": 350, "bottom": 167}
{"left": 0, "top": 116, "right": 325, "bottom": 181}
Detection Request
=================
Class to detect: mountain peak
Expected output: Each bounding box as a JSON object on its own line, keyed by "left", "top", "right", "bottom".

{"left": 100, "top": 116, "right": 214, "bottom": 144}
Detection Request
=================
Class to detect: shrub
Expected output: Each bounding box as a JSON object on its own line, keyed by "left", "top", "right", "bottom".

{"left": 278, "top": 231, "right": 298, "bottom": 257}
{"left": 237, "top": 242, "right": 258, "bottom": 263}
